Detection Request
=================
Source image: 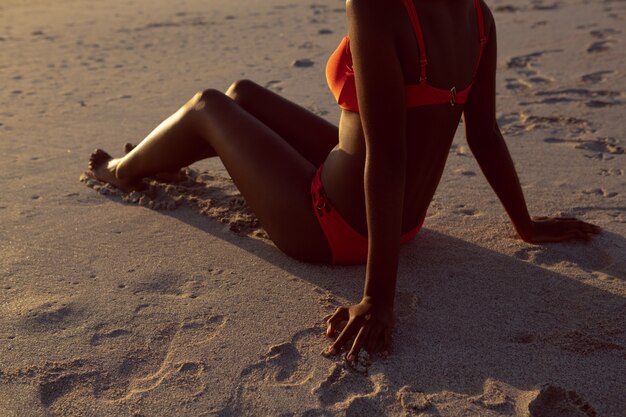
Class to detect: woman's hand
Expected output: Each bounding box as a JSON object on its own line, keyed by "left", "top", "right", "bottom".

{"left": 324, "top": 297, "right": 394, "bottom": 363}
{"left": 520, "top": 216, "right": 601, "bottom": 243}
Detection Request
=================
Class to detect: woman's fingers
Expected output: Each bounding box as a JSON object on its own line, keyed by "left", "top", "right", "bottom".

{"left": 323, "top": 303, "right": 395, "bottom": 359}
{"left": 326, "top": 307, "right": 349, "bottom": 337}
{"left": 327, "top": 319, "right": 357, "bottom": 355}
{"left": 328, "top": 307, "right": 349, "bottom": 323}
{"left": 346, "top": 325, "right": 369, "bottom": 363}
{"left": 527, "top": 217, "right": 602, "bottom": 243}
{"left": 560, "top": 220, "right": 601, "bottom": 240}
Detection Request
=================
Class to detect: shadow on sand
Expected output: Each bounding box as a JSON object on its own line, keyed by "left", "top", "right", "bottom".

{"left": 161, "top": 201, "right": 626, "bottom": 415}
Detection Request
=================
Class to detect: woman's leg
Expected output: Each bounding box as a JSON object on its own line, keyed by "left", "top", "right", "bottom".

{"left": 226, "top": 79, "right": 338, "bottom": 166}
{"left": 89, "top": 89, "right": 332, "bottom": 262}
{"left": 91, "top": 80, "right": 337, "bottom": 183}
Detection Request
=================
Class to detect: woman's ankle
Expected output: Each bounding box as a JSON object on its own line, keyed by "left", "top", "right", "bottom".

{"left": 114, "top": 157, "right": 134, "bottom": 183}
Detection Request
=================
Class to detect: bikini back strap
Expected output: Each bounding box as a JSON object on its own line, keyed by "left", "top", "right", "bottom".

{"left": 401, "top": 0, "right": 428, "bottom": 82}
{"left": 471, "top": 0, "right": 488, "bottom": 77}
{"left": 474, "top": 0, "right": 487, "bottom": 45}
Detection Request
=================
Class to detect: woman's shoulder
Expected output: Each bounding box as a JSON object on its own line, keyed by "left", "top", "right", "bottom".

{"left": 346, "top": 0, "right": 406, "bottom": 36}
{"left": 349, "top": 0, "right": 412, "bottom": 15}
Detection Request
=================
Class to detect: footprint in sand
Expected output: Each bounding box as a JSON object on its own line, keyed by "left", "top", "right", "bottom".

{"left": 520, "top": 88, "right": 624, "bottom": 107}
{"left": 19, "top": 300, "right": 84, "bottom": 334}
{"left": 506, "top": 50, "right": 561, "bottom": 80}
{"left": 312, "top": 362, "right": 377, "bottom": 405}
{"left": 450, "top": 144, "right": 471, "bottom": 157}
{"left": 218, "top": 328, "right": 322, "bottom": 416}
{"left": 119, "top": 314, "right": 225, "bottom": 399}
{"left": 587, "top": 39, "right": 618, "bottom": 53}
{"left": 581, "top": 70, "right": 615, "bottom": 84}
{"left": 453, "top": 204, "right": 480, "bottom": 217}
{"left": 543, "top": 136, "right": 624, "bottom": 160}
{"left": 587, "top": 28, "right": 620, "bottom": 53}
{"left": 454, "top": 169, "right": 477, "bottom": 177}
{"left": 505, "top": 75, "right": 553, "bottom": 92}
{"left": 36, "top": 360, "right": 98, "bottom": 407}
{"left": 528, "top": 385, "right": 597, "bottom": 417}
{"left": 265, "top": 79, "right": 284, "bottom": 92}
{"left": 576, "top": 137, "right": 624, "bottom": 155}
{"left": 89, "top": 328, "right": 132, "bottom": 346}
{"left": 507, "top": 49, "right": 552, "bottom": 70}
{"left": 398, "top": 380, "right": 514, "bottom": 416}
{"left": 531, "top": 0, "right": 561, "bottom": 11}
{"left": 498, "top": 112, "right": 593, "bottom": 137}
{"left": 598, "top": 168, "right": 623, "bottom": 176}
{"left": 292, "top": 58, "right": 315, "bottom": 68}
{"left": 398, "top": 386, "right": 432, "bottom": 412}
{"left": 514, "top": 246, "right": 544, "bottom": 262}
{"left": 505, "top": 71, "right": 555, "bottom": 94}
{"left": 218, "top": 325, "right": 383, "bottom": 415}
{"left": 0, "top": 358, "right": 101, "bottom": 410}
{"left": 494, "top": 5, "right": 523, "bottom": 12}
{"left": 32, "top": 315, "right": 222, "bottom": 404}
{"left": 273, "top": 4, "right": 297, "bottom": 10}
{"left": 582, "top": 188, "right": 618, "bottom": 198}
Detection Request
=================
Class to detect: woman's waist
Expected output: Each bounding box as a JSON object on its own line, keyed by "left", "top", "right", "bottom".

{"left": 319, "top": 154, "right": 430, "bottom": 236}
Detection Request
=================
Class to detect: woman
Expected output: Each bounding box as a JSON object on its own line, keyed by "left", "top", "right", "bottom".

{"left": 88, "top": 0, "right": 600, "bottom": 363}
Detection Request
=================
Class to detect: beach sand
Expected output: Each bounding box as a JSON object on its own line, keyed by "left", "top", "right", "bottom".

{"left": 1, "top": 0, "right": 625, "bottom": 415}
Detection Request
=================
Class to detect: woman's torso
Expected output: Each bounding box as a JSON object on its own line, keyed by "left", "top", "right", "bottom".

{"left": 322, "top": 0, "right": 488, "bottom": 236}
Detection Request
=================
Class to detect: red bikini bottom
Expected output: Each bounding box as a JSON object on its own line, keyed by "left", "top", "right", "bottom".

{"left": 311, "top": 166, "right": 422, "bottom": 265}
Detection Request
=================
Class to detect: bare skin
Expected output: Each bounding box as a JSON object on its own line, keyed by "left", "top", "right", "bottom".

{"left": 89, "top": 82, "right": 338, "bottom": 262}
{"left": 88, "top": 0, "right": 601, "bottom": 363}
{"left": 324, "top": 0, "right": 599, "bottom": 363}
{"left": 123, "top": 143, "right": 186, "bottom": 183}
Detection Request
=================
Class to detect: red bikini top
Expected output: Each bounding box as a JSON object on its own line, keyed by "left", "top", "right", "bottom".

{"left": 326, "top": 0, "right": 487, "bottom": 112}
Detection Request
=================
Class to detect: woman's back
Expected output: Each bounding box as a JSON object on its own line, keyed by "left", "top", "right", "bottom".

{"left": 322, "top": 0, "right": 493, "bottom": 236}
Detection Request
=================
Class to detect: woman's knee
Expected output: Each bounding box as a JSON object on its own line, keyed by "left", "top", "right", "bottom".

{"left": 188, "top": 88, "right": 230, "bottom": 113}
{"left": 225, "top": 79, "right": 259, "bottom": 104}
{"left": 197, "top": 88, "right": 226, "bottom": 103}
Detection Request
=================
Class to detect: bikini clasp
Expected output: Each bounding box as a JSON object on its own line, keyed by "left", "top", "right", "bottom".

{"left": 450, "top": 86, "right": 457, "bottom": 107}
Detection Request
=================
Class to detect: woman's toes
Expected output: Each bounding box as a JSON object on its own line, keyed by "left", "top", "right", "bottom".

{"left": 89, "top": 149, "right": 112, "bottom": 170}
{"left": 124, "top": 143, "right": 135, "bottom": 154}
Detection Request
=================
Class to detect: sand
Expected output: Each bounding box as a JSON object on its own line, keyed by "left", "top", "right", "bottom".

{"left": 1, "top": 0, "right": 625, "bottom": 415}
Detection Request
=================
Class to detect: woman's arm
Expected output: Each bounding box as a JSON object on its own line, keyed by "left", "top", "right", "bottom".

{"left": 463, "top": 9, "right": 600, "bottom": 242}
{"left": 325, "top": 0, "right": 407, "bottom": 360}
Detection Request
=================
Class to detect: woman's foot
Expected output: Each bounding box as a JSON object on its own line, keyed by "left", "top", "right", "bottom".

{"left": 124, "top": 143, "right": 187, "bottom": 183}
{"left": 88, "top": 149, "right": 144, "bottom": 192}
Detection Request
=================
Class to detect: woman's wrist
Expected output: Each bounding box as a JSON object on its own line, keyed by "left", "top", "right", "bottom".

{"left": 514, "top": 216, "right": 535, "bottom": 241}
{"left": 361, "top": 293, "right": 395, "bottom": 309}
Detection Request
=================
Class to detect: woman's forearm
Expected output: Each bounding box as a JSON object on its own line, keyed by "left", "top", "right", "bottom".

{"left": 469, "top": 125, "right": 533, "bottom": 238}
{"left": 346, "top": 0, "right": 407, "bottom": 308}
{"left": 363, "top": 149, "right": 406, "bottom": 306}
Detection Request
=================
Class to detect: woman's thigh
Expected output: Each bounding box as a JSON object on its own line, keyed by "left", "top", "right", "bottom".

{"left": 226, "top": 80, "right": 338, "bottom": 167}
{"left": 190, "top": 89, "right": 332, "bottom": 263}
